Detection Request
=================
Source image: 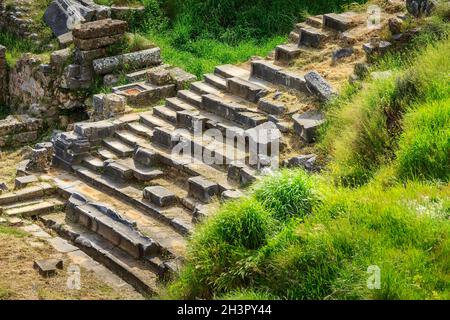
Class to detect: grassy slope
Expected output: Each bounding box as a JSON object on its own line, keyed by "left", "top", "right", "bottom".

{"left": 165, "top": 13, "right": 450, "bottom": 300}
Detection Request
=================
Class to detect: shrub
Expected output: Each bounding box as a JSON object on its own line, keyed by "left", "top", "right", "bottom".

{"left": 253, "top": 170, "right": 318, "bottom": 221}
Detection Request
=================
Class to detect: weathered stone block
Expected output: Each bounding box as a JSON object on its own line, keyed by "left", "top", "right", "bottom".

{"left": 73, "top": 33, "right": 124, "bottom": 51}
{"left": 226, "top": 77, "right": 268, "bottom": 103}
{"left": 292, "top": 111, "right": 326, "bottom": 143}
{"left": 72, "top": 19, "right": 127, "bottom": 39}
{"left": 33, "top": 258, "right": 63, "bottom": 277}
{"left": 257, "top": 98, "right": 286, "bottom": 115}
{"left": 15, "top": 175, "right": 38, "bottom": 189}
{"left": 304, "top": 71, "right": 336, "bottom": 101}
{"left": 134, "top": 147, "right": 157, "bottom": 166}
{"left": 143, "top": 186, "right": 176, "bottom": 207}
{"left": 323, "top": 13, "right": 355, "bottom": 31}
{"left": 93, "top": 48, "right": 162, "bottom": 75}
{"left": 188, "top": 176, "right": 219, "bottom": 203}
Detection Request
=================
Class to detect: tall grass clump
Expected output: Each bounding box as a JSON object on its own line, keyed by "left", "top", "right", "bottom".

{"left": 253, "top": 169, "right": 318, "bottom": 221}
{"left": 396, "top": 98, "right": 450, "bottom": 181}
{"left": 322, "top": 28, "right": 450, "bottom": 185}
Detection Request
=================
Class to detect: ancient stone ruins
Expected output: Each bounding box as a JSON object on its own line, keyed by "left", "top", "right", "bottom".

{"left": 0, "top": 0, "right": 426, "bottom": 296}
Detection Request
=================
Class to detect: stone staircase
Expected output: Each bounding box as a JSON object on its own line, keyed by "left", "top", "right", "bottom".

{"left": 0, "top": 6, "right": 402, "bottom": 297}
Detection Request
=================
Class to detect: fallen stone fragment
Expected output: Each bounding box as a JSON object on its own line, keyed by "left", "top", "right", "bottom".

{"left": 304, "top": 71, "right": 336, "bottom": 101}
{"left": 33, "top": 258, "right": 64, "bottom": 278}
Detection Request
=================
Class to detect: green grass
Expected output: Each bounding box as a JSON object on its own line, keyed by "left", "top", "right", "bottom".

{"left": 0, "top": 226, "right": 28, "bottom": 238}
{"left": 167, "top": 171, "right": 450, "bottom": 300}
{"left": 396, "top": 98, "right": 450, "bottom": 181}
{"left": 146, "top": 34, "right": 284, "bottom": 78}
{"left": 320, "top": 18, "right": 450, "bottom": 186}
{"left": 165, "top": 12, "right": 450, "bottom": 300}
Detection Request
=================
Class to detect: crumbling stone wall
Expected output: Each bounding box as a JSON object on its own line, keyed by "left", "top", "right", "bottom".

{"left": 0, "top": 0, "right": 35, "bottom": 39}
{"left": 0, "top": 114, "right": 43, "bottom": 148}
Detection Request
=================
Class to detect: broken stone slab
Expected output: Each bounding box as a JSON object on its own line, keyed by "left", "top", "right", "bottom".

{"left": 143, "top": 186, "right": 176, "bottom": 207}
{"left": 188, "top": 176, "right": 219, "bottom": 203}
{"left": 285, "top": 154, "right": 317, "bottom": 171}
{"left": 221, "top": 190, "right": 244, "bottom": 201}
{"left": 72, "top": 19, "right": 127, "bottom": 39}
{"left": 257, "top": 98, "right": 286, "bottom": 115}
{"left": 93, "top": 48, "right": 161, "bottom": 75}
{"left": 33, "top": 258, "right": 63, "bottom": 277}
{"left": 148, "top": 68, "right": 172, "bottom": 85}
{"left": 332, "top": 47, "right": 354, "bottom": 63}
{"left": 57, "top": 32, "right": 73, "bottom": 48}
{"left": 74, "top": 33, "right": 123, "bottom": 51}
{"left": 304, "top": 71, "right": 336, "bottom": 101}
{"left": 292, "top": 111, "right": 326, "bottom": 143}
{"left": 44, "top": 0, "right": 103, "bottom": 37}
{"left": 50, "top": 48, "right": 72, "bottom": 72}
{"left": 14, "top": 175, "right": 38, "bottom": 189}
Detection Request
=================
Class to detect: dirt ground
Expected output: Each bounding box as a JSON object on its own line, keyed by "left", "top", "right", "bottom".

{"left": 0, "top": 225, "right": 142, "bottom": 300}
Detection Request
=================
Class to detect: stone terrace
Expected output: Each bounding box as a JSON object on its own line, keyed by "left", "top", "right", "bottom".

{"left": 0, "top": 4, "right": 407, "bottom": 297}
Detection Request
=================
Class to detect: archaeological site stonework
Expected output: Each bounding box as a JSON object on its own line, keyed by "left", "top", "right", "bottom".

{"left": 0, "top": 0, "right": 436, "bottom": 297}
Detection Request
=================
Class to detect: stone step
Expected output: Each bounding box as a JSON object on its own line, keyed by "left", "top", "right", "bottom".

{"left": 299, "top": 26, "right": 328, "bottom": 48}
{"left": 140, "top": 111, "right": 174, "bottom": 130}
{"left": 152, "top": 105, "right": 177, "bottom": 124}
{"left": 66, "top": 193, "right": 163, "bottom": 260}
{"left": 0, "top": 183, "right": 55, "bottom": 206}
{"left": 288, "top": 31, "right": 300, "bottom": 44}
{"left": 323, "top": 13, "right": 357, "bottom": 32}
{"left": 190, "top": 81, "right": 222, "bottom": 95}
{"left": 73, "top": 165, "right": 194, "bottom": 236}
{"left": 251, "top": 60, "right": 308, "bottom": 94}
{"left": 201, "top": 94, "right": 266, "bottom": 128}
{"left": 82, "top": 155, "right": 105, "bottom": 172}
{"left": 126, "top": 122, "right": 154, "bottom": 139}
{"left": 226, "top": 77, "right": 268, "bottom": 103}
{"left": 40, "top": 211, "right": 162, "bottom": 296}
{"left": 215, "top": 64, "right": 251, "bottom": 79}
{"left": 2, "top": 197, "right": 65, "bottom": 218}
{"left": 306, "top": 15, "right": 324, "bottom": 29}
{"left": 166, "top": 97, "right": 197, "bottom": 112}
{"left": 118, "top": 157, "right": 164, "bottom": 182}
{"left": 103, "top": 138, "right": 135, "bottom": 158}
{"left": 275, "top": 44, "right": 302, "bottom": 64}
{"left": 176, "top": 90, "right": 202, "bottom": 108}
{"left": 115, "top": 130, "right": 148, "bottom": 148}
{"left": 97, "top": 148, "right": 119, "bottom": 161}
{"left": 203, "top": 74, "right": 228, "bottom": 91}
{"left": 52, "top": 173, "right": 187, "bottom": 259}
{"left": 14, "top": 175, "right": 38, "bottom": 190}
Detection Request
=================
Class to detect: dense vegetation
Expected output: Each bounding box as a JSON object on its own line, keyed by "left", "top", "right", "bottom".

{"left": 95, "top": 0, "right": 366, "bottom": 76}
{"left": 165, "top": 10, "right": 450, "bottom": 300}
